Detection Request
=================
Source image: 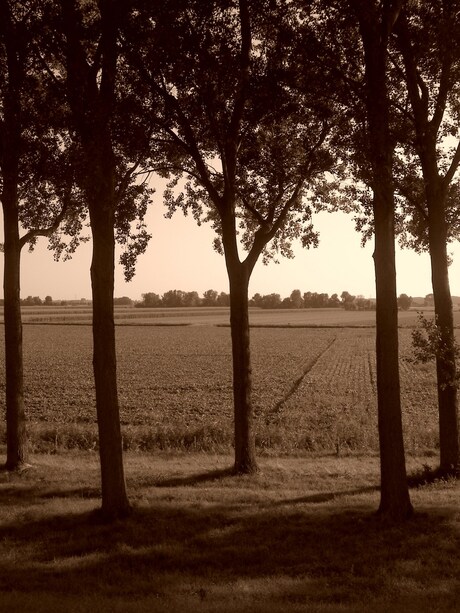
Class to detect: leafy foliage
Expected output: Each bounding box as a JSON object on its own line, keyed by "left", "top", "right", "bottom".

{"left": 410, "top": 313, "right": 460, "bottom": 389}
{"left": 124, "top": 0, "right": 340, "bottom": 267}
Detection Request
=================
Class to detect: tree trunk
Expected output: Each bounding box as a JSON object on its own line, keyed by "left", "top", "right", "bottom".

{"left": 228, "top": 264, "right": 258, "bottom": 474}
{"left": 426, "top": 187, "right": 460, "bottom": 473}
{"left": 221, "top": 205, "right": 258, "bottom": 474}
{"left": 373, "top": 199, "right": 412, "bottom": 518}
{"left": 358, "top": 2, "right": 413, "bottom": 519}
{"left": 2, "top": 200, "right": 28, "bottom": 470}
{"left": 89, "top": 201, "right": 131, "bottom": 519}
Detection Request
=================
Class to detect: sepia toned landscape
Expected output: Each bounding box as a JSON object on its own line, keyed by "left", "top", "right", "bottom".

{"left": 2, "top": 0, "right": 460, "bottom": 611}
{"left": 1, "top": 311, "right": 459, "bottom": 612}
{"left": 0, "top": 308, "right": 446, "bottom": 456}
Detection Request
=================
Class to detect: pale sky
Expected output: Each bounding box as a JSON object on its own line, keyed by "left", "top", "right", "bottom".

{"left": 6, "top": 177, "right": 460, "bottom": 302}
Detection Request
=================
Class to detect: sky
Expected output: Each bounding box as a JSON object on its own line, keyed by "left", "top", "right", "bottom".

{"left": 7, "top": 177, "right": 460, "bottom": 302}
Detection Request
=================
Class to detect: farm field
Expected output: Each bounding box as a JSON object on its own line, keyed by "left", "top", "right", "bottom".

{"left": 0, "top": 323, "right": 442, "bottom": 455}
{"left": 3, "top": 304, "right": 459, "bottom": 327}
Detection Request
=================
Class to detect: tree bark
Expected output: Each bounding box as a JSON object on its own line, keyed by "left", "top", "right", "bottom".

{"left": 221, "top": 206, "right": 258, "bottom": 474}
{"left": 89, "top": 198, "right": 131, "bottom": 519}
{"left": 0, "top": 0, "right": 28, "bottom": 470}
{"left": 3, "top": 198, "right": 28, "bottom": 470}
{"left": 228, "top": 264, "right": 258, "bottom": 474}
{"left": 358, "top": 1, "right": 413, "bottom": 519}
{"left": 426, "top": 185, "right": 460, "bottom": 473}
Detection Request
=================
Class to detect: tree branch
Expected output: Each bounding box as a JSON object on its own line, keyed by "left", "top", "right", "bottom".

{"left": 225, "top": 0, "right": 251, "bottom": 182}
{"left": 443, "top": 140, "right": 460, "bottom": 189}
{"left": 19, "top": 201, "right": 69, "bottom": 249}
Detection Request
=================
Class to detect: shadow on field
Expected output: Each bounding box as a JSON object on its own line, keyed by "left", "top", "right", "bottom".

{"left": 0, "top": 491, "right": 459, "bottom": 610}
{"left": 0, "top": 485, "right": 100, "bottom": 506}
{"left": 154, "top": 467, "right": 235, "bottom": 487}
{"left": 269, "top": 485, "right": 379, "bottom": 506}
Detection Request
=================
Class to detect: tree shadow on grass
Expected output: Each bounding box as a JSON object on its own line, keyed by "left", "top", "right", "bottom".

{"left": 0, "top": 484, "right": 100, "bottom": 506}
{"left": 0, "top": 488, "right": 459, "bottom": 611}
{"left": 269, "top": 485, "right": 379, "bottom": 506}
{"left": 153, "top": 467, "right": 235, "bottom": 488}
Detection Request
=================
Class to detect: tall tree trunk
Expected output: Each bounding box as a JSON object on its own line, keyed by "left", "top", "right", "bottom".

{"left": 0, "top": 0, "right": 28, "bottom": 470}
{"left": 373, "top": 196, "right": 412, "bottom": 518}
{"left": 228, "top": 264, "right": 258, "bottom": 474}
{"left": 89, "top": 200, "right": 131, "bottom": 519}
{"left": 358, "top": 1, "right": 413, "bottom": 519}
{"left": 221, "top": 207, "right": 258, "bottom": 474}
{"left": 2, "top": 200, "right": 28, "bottom": 470}
{"left": 394, "top": 8, "right": 460, "bottom": 477}
{"left": 427, "top": 187, "right": 459, "bottom": 473}
{"left": 61, "top": 0, "right": 131, "bottom": 519}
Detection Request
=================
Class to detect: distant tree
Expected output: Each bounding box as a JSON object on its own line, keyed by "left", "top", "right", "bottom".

{"left": 397, "top": 294, "right": 412, "bottom": 311}
{"left": 329, "top": 293, "right": 341, "bottom": 308}
{"left": 424, "top": 294, "right": 434, "bottom": 307}
{"left": 290, "top": 289, "right": 303, "bottom": 309}
{"left": 217, "top": 292, "right": 230, "bottom": 307}
{"left": 183, "top": 291, "right": 201, "bottom": 307}
{"left": 44, "top": 296, "right": 53, "bottom": 306}
{"left": 303, "top": 291, "right": 313, "bottom": 308}
{"left": 341, "top": 291, "right": 356, "bottom": 310}
{"left": 281, "top": 297, "right": 292, "bottom": 309}
{"left": 260, "top": 294, "right": 282, "bottom": 310}
{"left": 136, "top": 292, "right": 162, "bottom": 308}
{"left": 114, "top": 297, "right": 133, "bottom": 306}
{"left": 202, "top": 289, "right": 219, "bottom": 307}
{"left": 21, "top": 296, "right": 42, "bottom": 306}
{"left": 162, "top": 290, "right": 186, "bottom": 308}
{"left": 316, "top": 293, "right": 329, "bottom": 308}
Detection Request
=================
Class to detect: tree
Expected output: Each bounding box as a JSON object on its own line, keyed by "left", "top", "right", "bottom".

{"left": 113, "top": 296, "right": 132, "bottom": 306}
{"left": 44, "top": 296, "right": 53, "bottom": 305}
{"left": 183, "top": 291, "right": 201, "bottom": 307}
{"left": 162, "top": 289, "right": 185, "bottom": 307}
{"left": 393, "top": 2, "right": 460, "bottom": 474}
{"left": 136, "top": 292, "right": 162, "bottom": 308}
{"left": 217, "top": 291, "right": 230, "bottom": 307}
{"left": 57, "top": 0, "right": 153, "bottom": 518}
{"left": 349, "top": 0, "right": 413, "bottom": 518}
{"left": 290, "top": 289, "right": 304, "bottom": 309}
{"left": 202, "top": 289, "right": 219, "bottom": 307}
{"left": 126, "top": 0, "right": 335, "bottom": 473}
{"left": 397, "top": 293, "right": 412, "bottom": 311}
{"left": 329, "top": 293, "right": 341, "bottom": 307}
{"left": 341, "top": 291, "right": 356, "bottom": 310}
{"left": 0, "top": 0, "right": 75, "bottom": 471}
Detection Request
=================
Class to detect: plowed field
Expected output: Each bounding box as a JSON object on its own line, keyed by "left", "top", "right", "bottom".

{"left": 0, "top": 324, "right": 442, "bottom": 453}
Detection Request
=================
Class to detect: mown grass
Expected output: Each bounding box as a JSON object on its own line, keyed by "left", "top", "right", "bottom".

{"left": 0, "top": 452, "right": 459, "bottom": 612}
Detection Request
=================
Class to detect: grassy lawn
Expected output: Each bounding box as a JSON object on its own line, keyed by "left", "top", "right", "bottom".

{"left": 0, "top": 452, "right": 459, "bottom": 612}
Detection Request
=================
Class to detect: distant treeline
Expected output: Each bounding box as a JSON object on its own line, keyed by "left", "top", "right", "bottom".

{"left": 7, "top": 291, "right": 415, "bottom": 311}
{"left": 136, "top": 289, "right": 388, "bottom": 310}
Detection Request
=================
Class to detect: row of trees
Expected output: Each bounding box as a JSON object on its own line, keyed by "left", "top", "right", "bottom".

{"left": 136, "top": 290, "right": 230, "bottom": 308}
{"left": 1, "top": 0, "right": 459, "bottom": 521}
{"left": 136, "top": 289, "right": 413, "bottom": 310}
